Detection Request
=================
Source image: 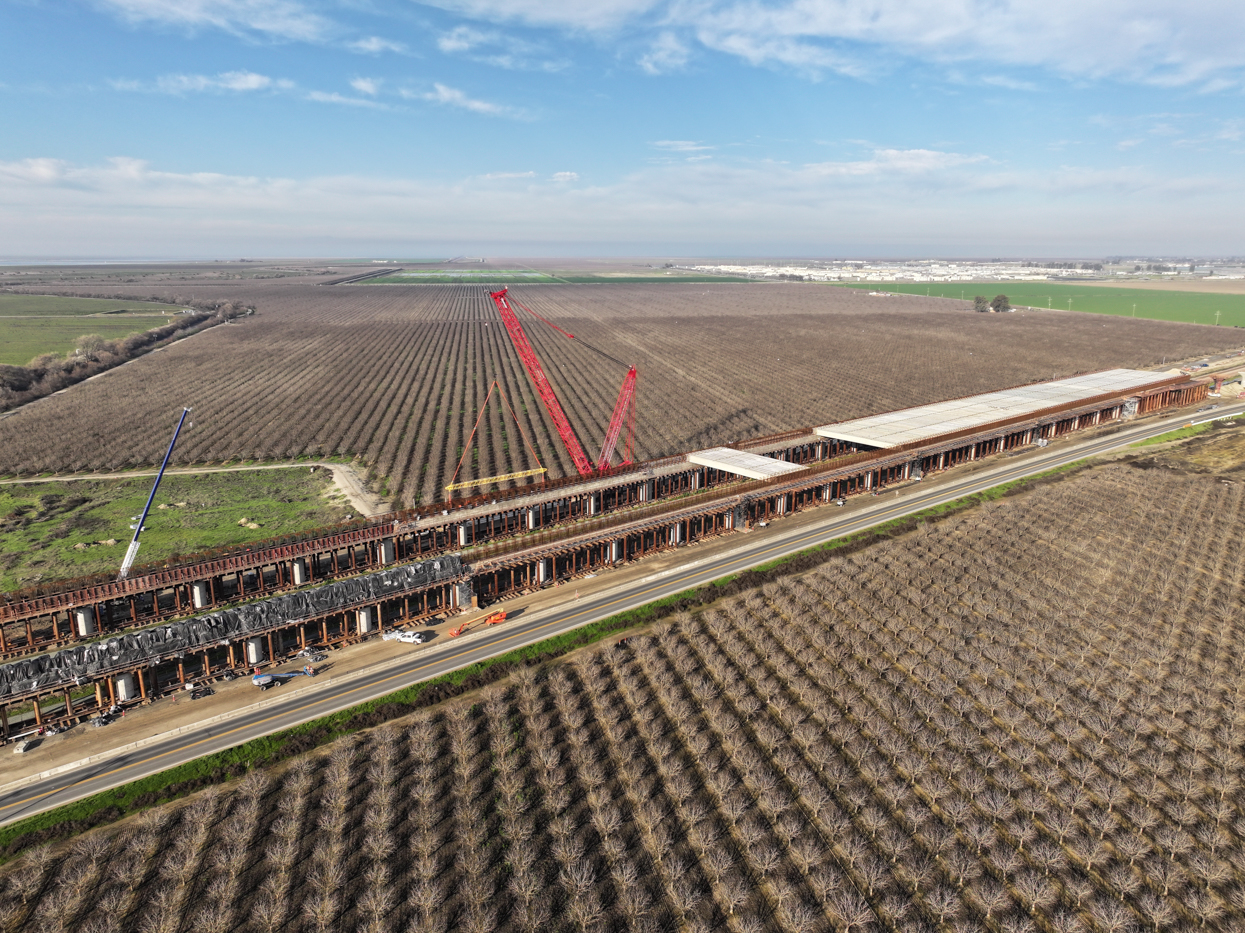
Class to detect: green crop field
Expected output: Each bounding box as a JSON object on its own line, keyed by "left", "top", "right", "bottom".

{"left": 0, "top": 318, "right": 160, "bottom": 366}
{"left": 0, "top": 294, "right": 183, "bottom": 317}
{"left": 0, "top": 467, "right": 350, "bottom": 591}
{"left": 551, "top": 273, "right": 754, "bottom": 283}
{"left": 364, "top": 270, "right": 561, "bottom": 284}
{"left": 0, "top": 294, "right": 187, "bottom": 365}
{"left": 841, "top": 281, "right": 1245, "bottom": 328}
{"left": 363, "top": 270, "right": 754, "bottom": 285}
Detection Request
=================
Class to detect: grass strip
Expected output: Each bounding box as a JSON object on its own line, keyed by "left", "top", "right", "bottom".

{"left": 1128, "top": 413, "right": 1243, "bottom": 447}
{"left": 0, "top": 455, "right": 1092, "bottom": 860}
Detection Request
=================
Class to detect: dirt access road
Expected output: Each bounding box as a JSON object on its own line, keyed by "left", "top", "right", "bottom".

{"left": 0, "top": 461, "right": 387, "bottom": 517}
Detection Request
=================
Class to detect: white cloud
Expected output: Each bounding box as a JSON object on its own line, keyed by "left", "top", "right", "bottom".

{"left": 420, "top": 0, "right": 1245, "bottom": 88}
{"left": 438, "top": 25, "right": 493, "bottom": 54}
{"left": 0, "top": 153, "right": 1238, "bottom": 256}
{"left": 981, "top": 74, "right": 1039, "bottom": 91}
{"left": 420, "top": 0, "right": 660, "bottom": 32}
{"left": 306, "top": 90, "right": 387, "bottom": 108}
{"left": 552, "top": 171, "right": 579, "bottom": 181}
{"left": 639, "top": 32, "right": 690, "bottom": 74}
{"left": 96, "top": 0, "right": 330, "bottom": 42}
{"left": 350, "top": 77, "right": 381, "bottom": 95}
{"left": 413, "top": 83, "right": 518, "bottom": 117}
{"left": 435, "top": 25, "right": 567, "bottom": 71}
{"left": 113, "top": 70, "right": 291, "bottom": 93}
{"left": 651, "top": 140, "right": 713, "bottom": 152}
{"left": 349, "top": 36, "right": 407, "bottom": 54}
{"left": 482, "top": 171, "right": 538, "bottom": 179}
{"left": 805, "top": 148, "right": 988, "bottom": 176}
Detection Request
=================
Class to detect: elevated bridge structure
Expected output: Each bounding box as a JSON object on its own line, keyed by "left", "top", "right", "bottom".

{"left": 0, "top": 370, "right": 1208, "bottom": 736}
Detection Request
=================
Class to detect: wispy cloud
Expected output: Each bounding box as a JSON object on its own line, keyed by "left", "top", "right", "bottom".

{"left": 2, "top": 154, "right": 1237, "bottom": 257}
{"left": 651, "top": 140, "right": 713, "bottom": 152}
{"left": 639, "top": 32, "right": 690, "bottom": 74}
{"left": 413, "top": 83, "right": 520, "bottom": 117}
{"left": 349, "top": 36, "right": 406, "bottom": 55}
{"left": 112, "top": 70, "right": 292, "bottom": 93}
{"left": 306, "top": 90, "right": 386, "bottom": 109}
{"left": 436, "top": 25, "right": 567, "bottom": 71}
{"left": 482, "top": 171, "right": 537, "bottom": 179}
{"left": 552, "top": 171, "right": 579, "bottom": 182}
{"left": 96, "top": 0, "right": 330, "bottom": 42}
{"left": 805, "top": 148, "right": 988, "bottom": 177}
{"left": 350, "top": 77, "right": 380, "bottom": 96}
{"left": 421, "top": 0, "right": 1245, "bottom": 89}
{"left": 981, "top": 74, "right": 1039, "bottom": 92}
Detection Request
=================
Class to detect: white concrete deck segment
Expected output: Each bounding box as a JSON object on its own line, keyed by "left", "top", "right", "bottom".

{"left": 815, "top": 369, "right": 1171, "bottom": 449}
{"left": 687, "top": 447, "right": 807, "bottom": 480}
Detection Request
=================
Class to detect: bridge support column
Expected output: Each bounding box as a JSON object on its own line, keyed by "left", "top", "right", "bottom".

{"left": 192, "top": 582, "right": 210, "bottom": 610}
{"left": 537, "top": 559, "right": 551, "bottom": 584}
{"left": 589, "top": 493, "right": 599, "bottom": 516}
{"left": 527, "top": 508, "right": 538, "bottom": 530}
{"left": 245, "top": 637, "right": 266, "bottom": 665}
{"left": 457, "top": 525, "right": 469, "bottom": 548}
{"left": 357, "top": 607, "right": 376, "bottom": 634}
{"left": 380, "top": 538, "right": 395, "bottom": 565}
{"left": 114, "top": 673, "right": 138, "bottom": 702}
{"left": 74, "top": 607, "right": 96, "bottom": 637}
{"left": 293, "top": 559, "right": 308, "bottom": 586}
{"left": 610, "top": 540, "right": 622, "bottom": 563}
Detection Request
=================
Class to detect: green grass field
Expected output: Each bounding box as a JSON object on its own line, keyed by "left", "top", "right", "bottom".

{"left": 0, "top": 468, "right": 350, "bottom": 592}
{"left": 0, "top": 294, "right": 183, "bottom": 317}
{"left": 364, "top": 270, "right": 561, "bottom": 284}
{"left": 0, "top": 294, "right": 187, "bottom": 365}
{"left": 363, "top": 270, "right": 754, "bottom": 285}
{"left": 841, "top": 282, "right": 1245, "bottom": 328}
{"left": 0, "top": 318, "right": 160, "bottom": 366}
{"left": 551, "top": 273, "right": 754, "bottom": 284}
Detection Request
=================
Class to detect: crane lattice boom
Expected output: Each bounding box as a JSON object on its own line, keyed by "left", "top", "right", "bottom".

{"left": 598, "top": 366, "right": 637, "bottom": 471}
{"left": 490, "top": 288, "right": 595, "bottom": 476}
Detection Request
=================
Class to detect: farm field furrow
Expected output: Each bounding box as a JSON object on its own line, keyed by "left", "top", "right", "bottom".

{"left": 0, "top": 282, "right": 1240, "bottom": 507}
{"left": 6, "top": 461, "right": 1245, "bottom": 931}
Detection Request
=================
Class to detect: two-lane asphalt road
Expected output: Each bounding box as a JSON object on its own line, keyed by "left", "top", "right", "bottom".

{"left": 2, "top": 402, "right": 1240, "bottom": 827}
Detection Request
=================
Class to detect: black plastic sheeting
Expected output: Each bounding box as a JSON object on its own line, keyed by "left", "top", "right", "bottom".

{"left": 0, "top": 557, "right": 464, "bottom": 700}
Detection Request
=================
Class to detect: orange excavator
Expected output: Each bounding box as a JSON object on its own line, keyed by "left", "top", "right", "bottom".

{"left": 448, "top": 610, "right": 507, "bottom": 637}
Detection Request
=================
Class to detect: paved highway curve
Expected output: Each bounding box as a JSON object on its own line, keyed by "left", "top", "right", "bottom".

{"left": 2, "top": 403, "right": 1241, "bottom": 828}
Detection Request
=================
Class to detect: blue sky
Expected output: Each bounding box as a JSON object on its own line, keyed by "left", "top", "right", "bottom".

{"left": 1, "top": 0, "right": 1243, "bottom": 257}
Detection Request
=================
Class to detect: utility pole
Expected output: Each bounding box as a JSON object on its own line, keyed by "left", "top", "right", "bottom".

{"left": 1132, "top": 304, "right": 1136, "bottom": 317}
{"left": 1216, "top": 309, "right": 1222, "bottom": 326}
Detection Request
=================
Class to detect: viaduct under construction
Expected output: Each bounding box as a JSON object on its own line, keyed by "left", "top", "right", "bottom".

{"left": 0, "top": 368, "right": 1210, "bottom": 737}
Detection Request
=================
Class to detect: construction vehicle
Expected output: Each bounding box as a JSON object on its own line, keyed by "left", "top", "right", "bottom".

{"left": 252, "top": 665, "right": 316, "bottom": 690}
{"left": 448, "top": 609, "right": 507, "bottom": 638}
{"left": 490, "top": 288, "right": 637, "bottom": 476}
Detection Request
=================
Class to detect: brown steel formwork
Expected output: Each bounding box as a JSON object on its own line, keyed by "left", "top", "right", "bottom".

{"left": 0, "top": 374, "right": 1209, "bottom": 728}
{"left": 0, "top": 373, "right": 1205, "bottom": 651}
{"left": 0, "top": 573, "right": 466, "bottom": 723}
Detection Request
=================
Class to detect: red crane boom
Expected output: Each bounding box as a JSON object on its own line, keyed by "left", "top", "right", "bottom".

{"left": 491, "top": 288, "right": 595, "bottom": 476}
{"left": 598, "top": 366, "right": 637, "bottom": 471}
{"left": 491, "top": 287, "right": 639, "bottom": 476}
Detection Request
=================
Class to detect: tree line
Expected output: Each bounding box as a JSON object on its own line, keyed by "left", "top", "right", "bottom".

{"left": 0, "top": 299, "right": 249, "bottom": 413}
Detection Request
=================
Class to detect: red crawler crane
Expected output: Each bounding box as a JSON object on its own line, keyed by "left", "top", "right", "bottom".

{"left": 490, "top": 288, "right": 636, "bottom": 476}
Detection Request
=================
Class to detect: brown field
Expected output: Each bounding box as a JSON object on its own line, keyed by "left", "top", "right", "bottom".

{"left": 0, "top": 282, "right": 1239, "bottom": 506}
{"left": 1080, "top": 278, "right": 1245, "bottom": 296}
{"left": 6, "top": 458, "right": 1245, "bottom": 932}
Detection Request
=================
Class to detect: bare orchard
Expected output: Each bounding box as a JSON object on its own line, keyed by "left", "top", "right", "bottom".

{"left": 0, "top": 282, "right": 1237, "bottom": 507}
{"left": 6, "top": 462, "right": 1245, "bottom": 932}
